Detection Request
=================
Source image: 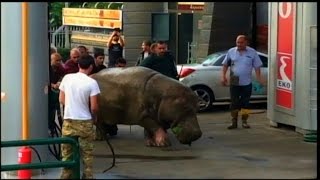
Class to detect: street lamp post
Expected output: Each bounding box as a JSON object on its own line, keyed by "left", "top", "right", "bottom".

{"left": 64, "top": 2, "right": 70, "bottom": 48}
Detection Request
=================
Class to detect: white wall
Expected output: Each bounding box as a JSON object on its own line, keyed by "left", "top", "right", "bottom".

{"left": 1, "top": 2, "right": 50, "bottom": 172}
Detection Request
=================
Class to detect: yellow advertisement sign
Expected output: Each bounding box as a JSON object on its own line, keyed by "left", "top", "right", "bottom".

{"left": 63, "top": 16, "right": 122, "bottom": 29}
{"left": 63, "top": 8, "right": 121, "bottom": 20}
{"left": 62, "top": 8, "right": 122, "bottom": 29}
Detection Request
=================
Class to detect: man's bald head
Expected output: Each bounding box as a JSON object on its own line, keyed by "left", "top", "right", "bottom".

{"left": 70, "top": 48, "right": 80, "bottom": 62}
{"left": 236, "top": 35, "right": 248, "bottom": 41}
{"left": 236, "top": 35, "right": 248, "bottom": 51}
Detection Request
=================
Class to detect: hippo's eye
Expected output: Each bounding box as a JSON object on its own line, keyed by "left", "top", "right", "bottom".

{"left": 172, "top": 126, "right": 182, "bottom": 135}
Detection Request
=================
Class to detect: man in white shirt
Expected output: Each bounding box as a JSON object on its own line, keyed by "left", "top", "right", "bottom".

{"left": 59, "top": 54, "right": 101, "bottom": 179}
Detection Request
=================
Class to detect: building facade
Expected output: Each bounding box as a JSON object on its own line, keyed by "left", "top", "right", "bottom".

{"left": 121, "top": 2, "right": 269, "bottom": 65}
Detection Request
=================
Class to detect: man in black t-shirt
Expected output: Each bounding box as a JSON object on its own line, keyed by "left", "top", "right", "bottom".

{"left": 107, "top": 30, "right": 125, "bottom": 68}
{"left": 139, "top": 41, "right": 179, "bottom": 80}
{"left": 91, "top": 52, "right": 107, "bottom": 74}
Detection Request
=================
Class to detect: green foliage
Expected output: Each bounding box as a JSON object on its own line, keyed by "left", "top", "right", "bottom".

{"left": 57, "top": 47, "right": 71, "bottom": 62}
{"left": 49, "top": 2, "right": 64, "bottom": 27}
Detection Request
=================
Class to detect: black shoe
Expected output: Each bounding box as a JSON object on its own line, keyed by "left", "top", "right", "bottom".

{"left": 242, "top": 123, "right": 250, "bottom": 129}
{"left": 227, "top": 123, "right": 238, "bottom": 129}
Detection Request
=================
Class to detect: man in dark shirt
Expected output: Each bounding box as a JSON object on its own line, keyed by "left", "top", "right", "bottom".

{"left": 139, "top": 41, "right": 178, "bottom": 80}
{"left": 64, "top": 48, "right": 81, "bottom": 74}
{"left": 49, "top": 52, "right": 65, "bottom": 130}
{"left": 139, "top": 41, "right": 179, "bottom": 145}
{"left": 107, "top": 29, "right": 125, "bottom": 68}
{"left": 77, "top": 45, "right": 89, "bottom": 57}
{"left": 50, "top": 53, "right": 65, "bottom": 87}
{"left": 91, "top": 52, "right": 107, "bottom": 74}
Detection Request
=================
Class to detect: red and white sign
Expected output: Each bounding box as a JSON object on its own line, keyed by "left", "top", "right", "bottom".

{"left": 178, "top": 2, "right": 205, "bottom": 11}
{"left": 276, "top": 2, "right": 296, "bottom": 109}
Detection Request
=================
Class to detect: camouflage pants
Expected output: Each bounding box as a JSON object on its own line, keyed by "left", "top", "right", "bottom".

{"left": 60, "top": 119, "right": 95, "bottom": 179}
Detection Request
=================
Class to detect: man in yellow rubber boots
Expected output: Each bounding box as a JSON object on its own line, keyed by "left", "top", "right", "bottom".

{"left": 221, "top": 35, "right": 264, "bottom": 129}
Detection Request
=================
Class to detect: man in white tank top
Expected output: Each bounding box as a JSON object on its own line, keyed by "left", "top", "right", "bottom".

{"left": 59, "top": 54, "right": 101, "bottom": 179}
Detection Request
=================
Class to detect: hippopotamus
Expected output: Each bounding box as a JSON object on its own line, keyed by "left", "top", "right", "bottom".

{"left": 91, "top": 66, "right": 202, "bottom": 147}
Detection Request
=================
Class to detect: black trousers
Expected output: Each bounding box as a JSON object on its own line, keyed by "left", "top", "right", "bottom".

{"left": 230, "top": 84, "right": 252, "bottom": 110}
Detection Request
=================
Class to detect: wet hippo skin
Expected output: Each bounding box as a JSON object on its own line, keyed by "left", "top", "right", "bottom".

{"left": 91, "top": 67, "right": 202, "bottom": 147}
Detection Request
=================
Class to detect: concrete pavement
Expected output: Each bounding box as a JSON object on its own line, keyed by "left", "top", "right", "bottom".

{"left": 2, "top": 104, "right": 317, "bottom": 179}
{"left": 92, "top": 104, "right": 317, "bottom": 179}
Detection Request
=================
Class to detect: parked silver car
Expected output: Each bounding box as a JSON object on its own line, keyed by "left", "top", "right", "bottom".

{"left": 177, "top": 51, "right": 268, "bottom": 112}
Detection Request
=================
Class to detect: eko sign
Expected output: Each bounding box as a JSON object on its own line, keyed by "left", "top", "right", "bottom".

{"left": 276, "top": 2, "right": 296, "bottom": 109}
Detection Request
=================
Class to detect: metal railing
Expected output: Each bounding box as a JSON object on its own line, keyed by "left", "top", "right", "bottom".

{"left": 1, "top": 137, "right": 80, "bottom": 179}
{"left": 49, "top": 25, "right": 90, "bottom": 49}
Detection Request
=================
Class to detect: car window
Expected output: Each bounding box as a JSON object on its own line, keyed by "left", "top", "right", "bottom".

{"left": 213, "top": 55, "right": 226, "bottom": 66}
{"left": 259, "top": 55, "right": 268, "bottom": 68}
{"left": 202, "top": 54, "right": 222, "bottom": 66}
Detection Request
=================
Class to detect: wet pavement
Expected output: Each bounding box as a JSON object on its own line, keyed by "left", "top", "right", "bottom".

{"left": 2, "top": 104, "right": 317, "bottom": 179}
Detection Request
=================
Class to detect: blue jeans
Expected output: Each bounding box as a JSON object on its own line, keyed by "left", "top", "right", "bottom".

{"left": 230, "top": 84, "right": 252, "bottom": 110}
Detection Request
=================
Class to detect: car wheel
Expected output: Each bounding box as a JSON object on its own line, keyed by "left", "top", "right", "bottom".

{"left": 191, "top": 86, "right": 214, "bottom": 112}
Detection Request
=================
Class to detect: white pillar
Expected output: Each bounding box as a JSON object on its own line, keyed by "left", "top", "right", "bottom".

{"left": 1, "top": 2, "right": 23, "bottom": 168}
{"left": 1, "top": 2, "right": 50, "bottom": 174}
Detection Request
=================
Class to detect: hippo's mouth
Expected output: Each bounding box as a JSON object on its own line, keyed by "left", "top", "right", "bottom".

{"left": 171, "top": 125, "right": 202, "bottom": 145}
{"left": 171, "top": 126, "right": 183, "bottom": 135}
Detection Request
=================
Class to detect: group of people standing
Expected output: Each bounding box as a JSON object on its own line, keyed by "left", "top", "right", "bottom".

{"left": 50, "top": 33, "right": 180, "bottom": 178}
{"left": 136, "top": 40, "right": 179, "bottom": 80}
{"left": 49, "top": 28, "right": 126, "bottom": 179}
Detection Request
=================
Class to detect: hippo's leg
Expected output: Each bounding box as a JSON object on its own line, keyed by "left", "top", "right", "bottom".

{"left": 144, "top": 129, "right": 156, "bottom": 147}
{"left": 94, "top": 122, "right": 108, "bottom": 141}
{"left": 140, "top": 112, "right": 171, "bottom": 147}
{"left": 143, "top": 128, "right": 171, "bottom": 147}
{"left": 154, "top": 128, "right": 171, "bottom": 147}
{"left": 105, "top": 124, "right": 118, "bottom": 136}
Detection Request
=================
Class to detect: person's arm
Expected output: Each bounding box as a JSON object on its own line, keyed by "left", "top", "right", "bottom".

{"left": 58, "top": 76, "right": 66, "bottom": 105}
{"left": 221, "top": 52, "right": 231, "bottom": 86}
{"left": 107, "top": 31, "right": 116, "bottom": 47}
{"left": 221, "top": 65, "right": 229, "bottom": 86}
{"left": 90, "top": 81, "right": 101, "bottom": 124}
{"left": 255, "top": 67, "right": 262, "bottom": 83}
{"left": 51, "top": 82, "right": 60, "bottom": 90}
{"left": 59, "top": 90, "right": 65, "bottom": 105}
{"left": 117, "top": 32, "right": 125, "bottom": 47}
{"left": 253, "top": 51, "right": 263, "bottom": 84}
{"left": 90, "top": 94, "right": 99, "bottom": 124}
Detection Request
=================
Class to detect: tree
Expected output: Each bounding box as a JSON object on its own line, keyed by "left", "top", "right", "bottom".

{"left": 49, "top": 2, "right": 64, "bottom": 27}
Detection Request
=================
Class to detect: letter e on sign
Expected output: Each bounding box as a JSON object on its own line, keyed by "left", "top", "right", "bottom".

{"left": 276, "top": 2, "right": 295, "bottom": 110}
